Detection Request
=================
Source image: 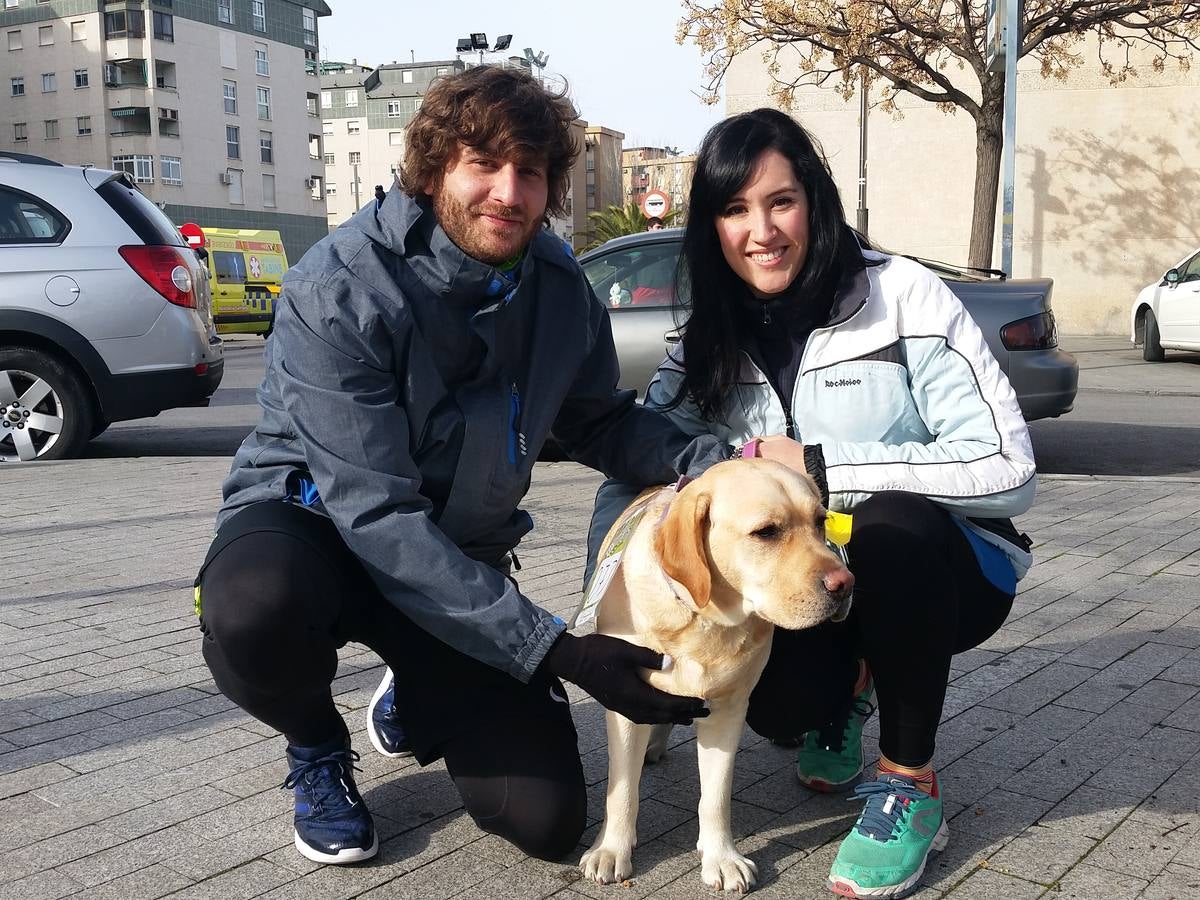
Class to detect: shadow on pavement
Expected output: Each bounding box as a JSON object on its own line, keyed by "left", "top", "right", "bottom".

{"left": 85, "top": 424, "right": 251, "bottom": 458}
{"left": 1030, "top": 420, "right": 1200, "bottom": 477}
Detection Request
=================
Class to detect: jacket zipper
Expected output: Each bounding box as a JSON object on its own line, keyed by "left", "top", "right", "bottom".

{"left": 508, "top": 382, "right": 527, "bottom": 464}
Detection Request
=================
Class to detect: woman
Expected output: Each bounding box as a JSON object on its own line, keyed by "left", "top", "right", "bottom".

{"left": 589, "top": 108, "right": 1035, "bottom": 898}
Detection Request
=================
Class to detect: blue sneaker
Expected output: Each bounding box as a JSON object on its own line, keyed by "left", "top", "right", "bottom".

{"left": 283, "top": 735, "right": 378, "bottom": 864}
{"left": 366, "top": 668, "right": 414, "bottom": 759}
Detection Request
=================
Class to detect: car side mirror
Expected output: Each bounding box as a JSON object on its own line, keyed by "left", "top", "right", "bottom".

{"left": 1165, "top": 268, "right": 1181, "bottom": 285}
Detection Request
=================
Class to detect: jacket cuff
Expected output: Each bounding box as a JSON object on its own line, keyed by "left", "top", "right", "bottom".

{"left": 804, "top": 444, "right": 829, "bottom": 506}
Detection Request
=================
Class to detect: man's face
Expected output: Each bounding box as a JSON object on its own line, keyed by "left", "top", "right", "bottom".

{"left": 430, "top": 143, "right": 549, "bottom": 266}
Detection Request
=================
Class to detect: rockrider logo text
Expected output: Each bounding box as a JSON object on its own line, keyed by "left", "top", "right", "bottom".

{"left": 825, "top": 377, "right": 862, "bottom": 388}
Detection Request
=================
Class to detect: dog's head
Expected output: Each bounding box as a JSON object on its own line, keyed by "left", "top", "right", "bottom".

{"left": 653, "top": 458, "right": 854, "bottom": 630}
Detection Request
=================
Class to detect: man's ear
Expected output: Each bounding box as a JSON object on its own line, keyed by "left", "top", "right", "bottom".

{"left": 653, "top": 488, "right": 712, "bottom": 608}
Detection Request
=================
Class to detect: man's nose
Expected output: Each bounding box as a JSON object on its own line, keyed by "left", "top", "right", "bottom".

{"left": 490, "top": 165, "right": 521, "bottom": 207}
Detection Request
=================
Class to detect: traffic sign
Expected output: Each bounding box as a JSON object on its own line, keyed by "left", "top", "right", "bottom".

{"left": 179, "top": 222, "right": 206, "bottom": 248}
{"left": 641, "top": 190, "right": 670, "bottom": 220}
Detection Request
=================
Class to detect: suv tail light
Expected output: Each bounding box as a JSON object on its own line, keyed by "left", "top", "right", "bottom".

{"left": 1001, "top": 311, "right": 1058, "bottom": 350}
{"left": 118, "top": 245, "right": 196, "bottom": 308}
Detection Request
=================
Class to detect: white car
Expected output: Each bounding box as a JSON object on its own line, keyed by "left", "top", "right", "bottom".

{"left": 1130, "top": 246, "right": 1200, "bottom": 361}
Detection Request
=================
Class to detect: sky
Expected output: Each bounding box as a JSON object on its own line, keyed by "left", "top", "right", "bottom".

{"left": 318, "top": 0, "right": 725, "bottom": 152}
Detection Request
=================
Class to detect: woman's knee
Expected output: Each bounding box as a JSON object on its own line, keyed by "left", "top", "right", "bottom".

{"left": 849, "top": 492, "right": 949, "bottom": 564}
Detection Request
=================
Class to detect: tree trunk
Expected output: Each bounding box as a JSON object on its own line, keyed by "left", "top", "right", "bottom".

{"left": 968, "top": 92, "right": 1004, "bottom": 270}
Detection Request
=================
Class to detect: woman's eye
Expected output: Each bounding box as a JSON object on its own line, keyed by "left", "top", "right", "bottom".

{"left": 752, "top": 524, "right": 780, "bottom": 540}
{"left": 722, "top": 205, "right": 746, "bottom": 217}
{"left": 773, "top": 196, "right": 793, "bottom": 208}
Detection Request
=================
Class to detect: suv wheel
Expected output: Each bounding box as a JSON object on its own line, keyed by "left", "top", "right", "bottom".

{"left": 0, "top": 348, "right": 94, "bottom": 462}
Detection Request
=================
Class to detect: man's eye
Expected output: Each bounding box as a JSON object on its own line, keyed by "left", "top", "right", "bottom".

{"left": 752, "top": 524, "right": 780, "bottom": 540}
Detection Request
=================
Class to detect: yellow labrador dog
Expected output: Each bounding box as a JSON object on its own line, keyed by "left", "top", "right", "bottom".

{"left": 580, "top": 458, "right": 854, "bottom": 893}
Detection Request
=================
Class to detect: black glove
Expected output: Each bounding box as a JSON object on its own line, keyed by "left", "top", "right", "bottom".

{"left": 543, "top": 632, "right": 710, "bottom": 725}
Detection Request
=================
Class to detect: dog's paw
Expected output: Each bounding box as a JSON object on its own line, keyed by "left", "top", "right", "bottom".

{"left": 644, "top": 723, "right": 673, "bottom": 764}
{"left": 698, "top": 846, "right": 758, "bottom": 893}
{"left": 580, "top": 844, "right": 634, "bottom": 885}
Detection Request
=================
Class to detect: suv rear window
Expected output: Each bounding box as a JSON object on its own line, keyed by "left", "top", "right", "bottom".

{"left": 213, "top": 250, "right": 247, "bottom": 284}
{"left": 96, "top": 175, "right": 186, "bottom": 246}
{"left": 0, "top": 186, "right": 70, "bottom": 244}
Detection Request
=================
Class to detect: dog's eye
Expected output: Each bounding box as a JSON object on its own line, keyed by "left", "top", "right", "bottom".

{"left": 751, "top": 524, "right": 780, "bottom": 540}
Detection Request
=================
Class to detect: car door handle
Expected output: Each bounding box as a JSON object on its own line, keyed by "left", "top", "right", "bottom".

{"left": 664, "top": 330, "right": 681, "bottom": 343}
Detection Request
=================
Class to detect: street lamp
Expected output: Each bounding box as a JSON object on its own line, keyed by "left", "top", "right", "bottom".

{"left": 457, "top": 33, "right": 515, "bottom": 65}
{"left": 523, "top": 47, "right": 548, "bottom": 84}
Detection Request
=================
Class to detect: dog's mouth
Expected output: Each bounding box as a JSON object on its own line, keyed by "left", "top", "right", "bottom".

{"left": 830, "top": 590, "right": 854, "bottom": 623}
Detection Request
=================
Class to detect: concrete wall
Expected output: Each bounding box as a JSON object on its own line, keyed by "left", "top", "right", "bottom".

{"left": 725, "top": 34, "right": 1200, "bottom": 333}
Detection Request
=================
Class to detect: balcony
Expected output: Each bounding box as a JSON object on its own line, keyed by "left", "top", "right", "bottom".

{"left": 109, "top": 105, "right": 152, "bottom": 137}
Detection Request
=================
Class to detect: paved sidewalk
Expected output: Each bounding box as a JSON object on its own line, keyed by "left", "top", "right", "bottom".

{"left": 1, "top": 459, "right": 1198, "bottom": 900}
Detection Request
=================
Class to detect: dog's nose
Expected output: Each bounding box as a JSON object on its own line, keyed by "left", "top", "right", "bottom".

{"left": 823, "top": 567, "right": 855, "bottom": 600}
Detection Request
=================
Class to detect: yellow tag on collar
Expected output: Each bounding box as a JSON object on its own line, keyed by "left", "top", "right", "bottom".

{"left": 825, "top": 511, "right": 853, "bottom": 547}
{"left": 193, "top": 585, "right": 202, "bottom": 617}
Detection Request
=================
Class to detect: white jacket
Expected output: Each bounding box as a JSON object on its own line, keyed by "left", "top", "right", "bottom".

{"left": 646, "top": 250, "right": 1037, "bottom": 579}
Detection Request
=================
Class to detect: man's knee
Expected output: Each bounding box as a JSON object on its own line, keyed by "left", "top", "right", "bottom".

{"left": 464, "top": 774, "right": 586, "bottom": 861}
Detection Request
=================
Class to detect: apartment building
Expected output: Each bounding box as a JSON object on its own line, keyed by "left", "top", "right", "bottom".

{"left": 582, "top": 123, "right": 623, "bottom": 217}
{"left": 0, "top": 0, "right": 330, "bottom": 260}
{"left": 622, "top": 146, "right": 695, "bottom": 221}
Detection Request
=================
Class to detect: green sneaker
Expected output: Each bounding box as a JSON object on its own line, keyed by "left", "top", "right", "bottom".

{"left": 795, "top": 676, "right": 875, "bottom": 792}
{"left": 828, "top": 774, "right": 948, "bottom": 898}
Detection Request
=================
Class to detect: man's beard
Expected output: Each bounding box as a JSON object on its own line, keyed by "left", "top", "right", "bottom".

{"left": 432, "top": 191, "right": 539, "bottom": 266}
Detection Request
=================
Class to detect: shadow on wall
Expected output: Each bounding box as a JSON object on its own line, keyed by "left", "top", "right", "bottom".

{"left": 1027, "top": 120, "right": 1200, "bottom": 291}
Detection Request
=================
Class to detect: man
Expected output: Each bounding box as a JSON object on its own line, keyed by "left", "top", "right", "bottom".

{"left": 195, "top": 66, "right": 725, "bottom": 867}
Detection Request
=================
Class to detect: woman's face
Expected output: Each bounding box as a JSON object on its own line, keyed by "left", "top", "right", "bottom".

{"left": 714, "top": 148, "right": 810, "bottom": 299}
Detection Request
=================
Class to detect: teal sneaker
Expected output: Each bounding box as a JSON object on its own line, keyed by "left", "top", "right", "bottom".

{"left": 827, "top": 774, "right": 948, "bottom": 898}
{"left": 795, "top": 676, "right": 875, "bottom": 792}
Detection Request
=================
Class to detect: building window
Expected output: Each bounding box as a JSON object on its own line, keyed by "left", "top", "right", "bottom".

{"left": 251, "top": 0, "right": 266, "bottom": 32}
{"left": 153, "top": 12, "right": 173, "bottom": 41}
{"left": 259, "top": 131, "right": 272, "bottom": 164}
{"left": 226, "top": 124, "right": 240, "bottom": 159}
{"left": 387, "top": 101, "right": 401, "bottom": 118}
{"left": 161, "top": 155, "right": 182, "bottom": 185}
{"left": 321, "top": 122, "right": 333, "bottom": 136}
{"left": 44, "top": 119, "right": 58, "bottom": 139}
{"left": 320, "top": 90, "right": 331, "bottom": 109}
{"left": 155, "top": 60, "right": 176, "bottom": 89}
{"left": 41, "top": 72, "right": 55, "bottom": 92}
{"left": 402, "top": 70, "right": 413, "bottom": 84}
{"left": 345, "top": 89, "right": 358, "bottom": 108}
{"left": 38, "top": 25, "right": 52, "bottom": 46}
{"left": 112, "top": 154, "right": 154, "bottom": 183}
{"left": 4, "top": 0, "right": 18, "bottom": 8}
{"left": 254, "top": 44, "right": 269, "bottom": 76}
{"left": 13, "top": 122, "right": 27, "bottom": 142}
{"left": 104, "top": 10, "right": 144, "bottom": 39}
{"left": 437, "top": 67, "right": 449, "bottom": 76}
{"left": 348, "top": 151, "right": 361, "bottom": 165}
{"left": 388, "top": 132, "right": 403, "bottom": 146}
{"left": 227, "top": 168, "right": 243, "bottom": 205}
{"left": 10, "top": 77, "right": 24, "bottom": 96}
{"left": 217, "top": 0, "right": 233, "bottom": 25}
{"left": 309, "top": 174, "right": 323, "bottom": 200}
{"left": 326, "top": 182, "right": 337, "bottom": 196}
{"left": 346, "top": 120, "right": 360, "bottom": 134}
{"left": 305, "top": 47, "right": 317, "bottom": 75}
{"left": 302, "top": 8, "right": 316, "bottom": 46}
{"left": 74, "top": 68, "right": 89, "bottom": 88}
{"left": 223, "top": 80, "right": 237, "bottom": 114}
{"left": 322, "top": 151, "right": 334, "bottom": 165}
{"left": 256, "top": 86, "right": 270, "bottom": 120}
{"left": 262, "top": 173, "right": 275, "bottom": 207}
{"left": 76, "top": 115, "right": 91, "bottom": 135}
{"left": 71, "top": 20, "right": 85, "bottom": 41}
{"left": 6, "top": 30, "right": 20, "bottom": 51}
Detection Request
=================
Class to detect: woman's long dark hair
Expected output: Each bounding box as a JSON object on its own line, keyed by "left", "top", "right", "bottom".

{"left": 671, "top": 108, "right": 866, "bottom": 420}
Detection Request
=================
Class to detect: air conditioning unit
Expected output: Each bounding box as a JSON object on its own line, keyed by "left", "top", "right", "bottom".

{"left": 219, "top": 172, "right": 233, "bottom": 185}
{"left": 158, "top": 108, "right": 178, "bottom": 121}
{"left": 304, "top": 176, "right": 316, "bottom": 189}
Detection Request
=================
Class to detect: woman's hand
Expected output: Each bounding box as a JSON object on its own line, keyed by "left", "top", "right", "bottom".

{"left": 754, "top": 435, "right": 809, "bottom": 474}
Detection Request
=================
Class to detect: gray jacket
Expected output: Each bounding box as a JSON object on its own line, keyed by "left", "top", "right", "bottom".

{"left": 219, "top": 189, "right": 726, "bottom": 682}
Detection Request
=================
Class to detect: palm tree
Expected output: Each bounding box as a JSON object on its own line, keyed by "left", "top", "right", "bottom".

{"left": 581, "top": 202, "right": 681, "bottom": 251}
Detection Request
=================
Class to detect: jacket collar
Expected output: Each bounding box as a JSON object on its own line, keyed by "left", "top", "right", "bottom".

{"left": 354, "top": 184, "right": 578, "bottom": 308}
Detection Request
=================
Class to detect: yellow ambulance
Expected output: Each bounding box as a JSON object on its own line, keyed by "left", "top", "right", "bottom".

{"left": 201, "top": 228, "right": 288, "bottom": 336}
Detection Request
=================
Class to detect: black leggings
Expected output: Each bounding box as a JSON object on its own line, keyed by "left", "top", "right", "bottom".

{"left": 746, "top": 491, "right": 1014, "bottom": 766}
{"left": 196, "top": 502, "right": 585, "bottom": 862}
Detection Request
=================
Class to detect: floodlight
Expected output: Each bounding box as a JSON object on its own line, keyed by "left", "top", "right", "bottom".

{"left": 470, "top": 32, "right": 488, "bottom": 50}
{"left": 523, "top": 47, "right": 534, "bottom": 61}
{"left": 493, "top": 34, "right": 512, "bottom": 51}
{"left": 456, "top": 37, "right": 472, "bottom": 52}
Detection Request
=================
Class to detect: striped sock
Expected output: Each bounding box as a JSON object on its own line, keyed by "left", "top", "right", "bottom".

{"left": 877, "top": 763, "right": 938, "bottom": 797}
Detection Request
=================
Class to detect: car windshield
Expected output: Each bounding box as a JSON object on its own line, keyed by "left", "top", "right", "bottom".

{"left": 583, "top": 241, "right": 687, "bottom": 308}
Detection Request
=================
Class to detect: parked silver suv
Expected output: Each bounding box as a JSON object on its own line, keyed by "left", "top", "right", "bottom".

{"left": 0, "top": 152, "right": 223, "bottom": 461}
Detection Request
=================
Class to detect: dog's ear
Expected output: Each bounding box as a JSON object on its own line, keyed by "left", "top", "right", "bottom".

{"left": 654, "top": 488, "right": 712, "bottom": 608}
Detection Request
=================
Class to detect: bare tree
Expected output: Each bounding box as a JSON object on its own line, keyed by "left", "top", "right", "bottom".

{"left": 678, "top": 1, "right": 1200, "bottom": 268}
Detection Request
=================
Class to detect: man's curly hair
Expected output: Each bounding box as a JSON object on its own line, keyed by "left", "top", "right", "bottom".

{"left": 401, "top": 65, "right": 579, "bottom": 218}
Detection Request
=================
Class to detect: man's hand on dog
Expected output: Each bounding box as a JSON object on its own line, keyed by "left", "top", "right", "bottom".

{"left": 543, "top": 632, "right": 710, "bottom": 725}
